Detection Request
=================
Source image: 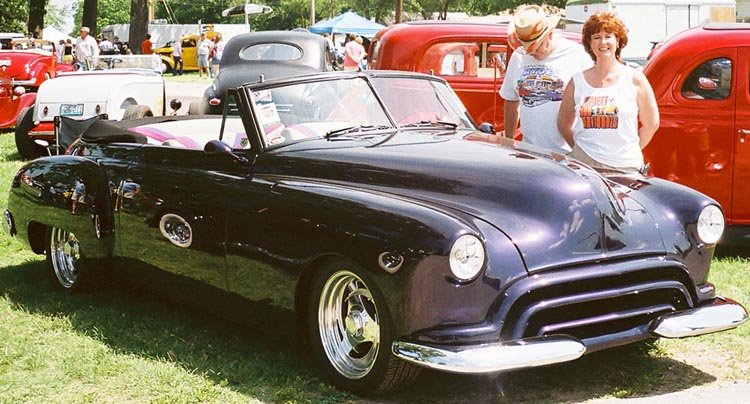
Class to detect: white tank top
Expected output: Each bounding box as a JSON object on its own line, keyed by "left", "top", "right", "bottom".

{"left": 572, "top": 66, "right": 642, "bottom": 168}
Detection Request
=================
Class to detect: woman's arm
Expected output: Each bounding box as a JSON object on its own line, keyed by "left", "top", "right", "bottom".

{"left": 634, "top": 70, "right": 659, "bottom": 149}
{"left": 557, "top": 79, "right": 577, "bottom": 147}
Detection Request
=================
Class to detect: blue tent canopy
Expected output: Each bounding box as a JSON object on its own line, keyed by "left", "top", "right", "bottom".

{"left": 308, "top": 11, "right": 385, "bottom": 38}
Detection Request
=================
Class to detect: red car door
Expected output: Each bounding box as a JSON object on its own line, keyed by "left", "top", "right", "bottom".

{"left": 731, "top": 47, "right": 750, "bottom": 224}
{"left": 644, "top": 47, "right": 737, "bottom": 222}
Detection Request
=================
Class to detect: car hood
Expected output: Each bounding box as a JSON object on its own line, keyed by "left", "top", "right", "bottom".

{"left": 266, "top": 134, "right": 665, "bottom": 272}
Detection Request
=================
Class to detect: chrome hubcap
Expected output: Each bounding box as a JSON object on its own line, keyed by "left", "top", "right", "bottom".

{"left": 318, "top": 270, "right": 380, "bottom": 380}
{"left": 50, "top": 227, "right": 80, "bottom": 289}
{"left": 159, "top": 213, "right": 193, "bottom": 248}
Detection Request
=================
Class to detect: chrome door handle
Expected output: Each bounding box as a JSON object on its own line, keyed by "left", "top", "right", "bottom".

{"left": 740, "top": 129, "right": 750, "bottom": 135}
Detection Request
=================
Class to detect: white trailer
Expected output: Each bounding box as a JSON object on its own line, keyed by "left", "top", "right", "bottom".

{"left": 101, "top": 23, "right": 250, "bottom": 49}
{"left": 565, "top": 0, "right": 736, "bottom": 61}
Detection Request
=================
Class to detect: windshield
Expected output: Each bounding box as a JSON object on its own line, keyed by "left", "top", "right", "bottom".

{"left": 86, "top": 55, "right": 162, "bottom": 72}
{"left": 370, "top": 76, "right": 474, "bottom": 129}
{"left": 248, "top": 75, "right": 475, "bottom": 147}
{"left": 250, "top": 76, "right": 393, "bottom": 146}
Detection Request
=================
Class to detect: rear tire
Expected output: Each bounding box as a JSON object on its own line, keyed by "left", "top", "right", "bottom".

{"left": 46, "top": 226, "right": 102, "bottom": 292}
{"left": 188, "top": 101, "right": 207, "bottom": 115}
{"left": 14, "top": 107, "right": 44, "bottom": 160}
{"left": 123, "top": 105, "right": 153, "bottom": 120}
{"left": 306, "top": 259, "right": 419, "bottom": 395}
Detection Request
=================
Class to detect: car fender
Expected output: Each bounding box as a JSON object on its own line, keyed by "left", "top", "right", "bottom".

{"left": 7, "top": 155, "right": 115, "bottom": 260}
{"left": 159, "top": 54, "right": 175, "bottom": 70}
{"left": 264, "top": 178, "right": 527, "bottom": 335}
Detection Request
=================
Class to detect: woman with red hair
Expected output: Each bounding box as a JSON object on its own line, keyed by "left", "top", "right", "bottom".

{"left": 557, "top": 12, "right": 659, "bottom": 172}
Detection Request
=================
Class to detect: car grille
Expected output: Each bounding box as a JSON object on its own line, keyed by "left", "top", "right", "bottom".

{"left": 499, "top": 256, "right": 696, "bottom": 350}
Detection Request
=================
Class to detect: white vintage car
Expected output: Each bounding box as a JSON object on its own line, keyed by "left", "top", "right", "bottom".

{"left": 14, "top": 55, "right": 167, "bottom": 159}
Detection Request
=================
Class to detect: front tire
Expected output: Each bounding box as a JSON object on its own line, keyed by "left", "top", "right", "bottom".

{"left": 188, "top": 100, "right": 207, "bottom": 115}
{"left": 123, "top": 105, "right": 153, "bottom": 120}
{"left": 307, "top": 259, "right": 418, "bottom": 395}
{"left": 14, "top": 107, "right": 44, "bottom": 160}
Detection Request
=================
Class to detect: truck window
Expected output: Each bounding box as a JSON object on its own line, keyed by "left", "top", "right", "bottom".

{"left": 681, "top": 57, "right": 731, "bottom": 100}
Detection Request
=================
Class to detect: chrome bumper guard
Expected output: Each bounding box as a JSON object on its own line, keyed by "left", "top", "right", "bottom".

{"left": 392, "top": 335, "right": 586, "bottom": 374}
{"left": 650, "top": 297, "right": 748, "bottom": 338}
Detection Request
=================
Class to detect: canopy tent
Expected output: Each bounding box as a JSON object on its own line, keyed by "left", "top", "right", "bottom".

{"left": 309, "top": 11, "right": 385, "bottom": 38}
{"left": 43, "top": 26, "right": 74, "bottom": 44}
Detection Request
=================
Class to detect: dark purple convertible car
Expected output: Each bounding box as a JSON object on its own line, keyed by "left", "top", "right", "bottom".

{"left": 4, "top": 70, "right": 747, "bottom": 395}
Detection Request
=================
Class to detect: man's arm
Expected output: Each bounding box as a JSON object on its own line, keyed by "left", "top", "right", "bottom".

{"left": 503, "top": 100, "right": 520, "bottom": 138}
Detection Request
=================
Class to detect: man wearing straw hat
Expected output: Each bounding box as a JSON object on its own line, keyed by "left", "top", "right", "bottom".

{"left": 500, "top": 5, "right": 591, "bottom": 154}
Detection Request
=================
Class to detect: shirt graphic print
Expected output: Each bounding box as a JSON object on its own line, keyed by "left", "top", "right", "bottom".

{"left": 516, "top": 65, "right": 565, "bottom": 108}
{"left": 578, "top": 95, "right": 619, "bottom": 129}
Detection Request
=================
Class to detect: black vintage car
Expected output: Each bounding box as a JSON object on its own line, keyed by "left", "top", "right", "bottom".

{"left": 197, "top": 30, "right": 333, "bottom": 115}
{"left": 4, "top": 70, "right": 747, "bottom": 395}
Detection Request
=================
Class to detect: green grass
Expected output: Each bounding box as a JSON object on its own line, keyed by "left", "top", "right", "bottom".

{"left": 0, "top": 129, "right": 748, "bottom": 403}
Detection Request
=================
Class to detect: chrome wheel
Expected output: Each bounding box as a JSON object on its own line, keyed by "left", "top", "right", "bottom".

{"left": 159, "top": 213, "right": 193, "bottom": 248}
{"left": 49, "top": 227, "right": 81, "bottom": 289}
{"left": 318, "top": 270, "right": 381, "bottom": 380}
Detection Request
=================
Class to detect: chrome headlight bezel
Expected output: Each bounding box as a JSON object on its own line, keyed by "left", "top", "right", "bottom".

{"left": 696, "top": 204, "right": 724, "bottom": 245}
{"left": 449, "top": 234, "right": 486, "bottom": 282}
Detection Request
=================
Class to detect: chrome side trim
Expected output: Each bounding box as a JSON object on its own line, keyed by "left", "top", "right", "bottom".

{"left": 11, "top": 79, "right": 36, "bottom": 86}
{"left": 650, "top": 297, "right": 748, "bottom": 338}
{"left": 392, "top": 335, "right": 586, "bottom": 374}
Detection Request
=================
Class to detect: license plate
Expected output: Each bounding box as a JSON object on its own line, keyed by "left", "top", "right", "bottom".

{"left": 60, "top": 104, "right": 84, "bottom": 116}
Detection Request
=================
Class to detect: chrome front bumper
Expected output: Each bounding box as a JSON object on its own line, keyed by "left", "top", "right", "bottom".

{"left": 393, "top": 298, "right": 747, "bottom": 374}
{"left": 650, "top": 296, "right": 747, "bottom": 338}
{"left": 392, "top": 335, "right": 586, "bottom": 374}
{"left": 11, "top": 79, "right": 35, "bottom": 86}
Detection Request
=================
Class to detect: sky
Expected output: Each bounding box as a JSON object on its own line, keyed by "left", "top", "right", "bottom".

{"left": 50, "top": 0, "right": 76, "bottom": 33}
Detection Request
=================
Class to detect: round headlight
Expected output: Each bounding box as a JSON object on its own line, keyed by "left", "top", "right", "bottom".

{"left": 449, "top": 234, "right": 485, "bottom": 281}
{"left": 697, "top": 205, "right": 724, "bottom": 245}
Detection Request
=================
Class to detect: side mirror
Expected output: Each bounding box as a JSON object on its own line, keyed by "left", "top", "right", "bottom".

{"left": 478, "top": 122, "right": 495, "bottom": 134}
{"left": 698, "top": 77, "right": 717, "bottom": 91}
{"left": 204, "top": 139, "right": 248, "bottom": 163}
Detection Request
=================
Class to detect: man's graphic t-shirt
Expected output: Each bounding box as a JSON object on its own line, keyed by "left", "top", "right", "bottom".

{"left": 500, "top": 38, "right": 591, "bottom": 154}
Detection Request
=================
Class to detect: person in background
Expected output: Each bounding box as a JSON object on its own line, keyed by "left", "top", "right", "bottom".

{"left": 196, "top": 32, "right": 212, "bottom": 80}
{"left": 112, "top": 36, "right": 125, "bottom": 54}
{"left": 99, "top": 36, "right": 115, "bottom": 55}
{"left": 557, "top": 11, "right": 659, "bottom": 172}
{"left": 499, "top": 5, "right": 592, "bottom": 154}
{"left": 172, "top": 36, "right": 183, "bottom": 76}
{"left": 343, "top": 36, "right": 366, "bottom": 70}
{"left": 63, "top": 39, "right": 74, "bottom": 64}
{"left": 56, "top": 39, "right": 65, "bottom": 63}
{"left": 74, "top": 26, "right": 99, "bottom": 70}
{"left": 210, "top": 34, "right": 225, "bottom": 77}
{"left": 141, "top": 33, "right": 153, "bottom": 54}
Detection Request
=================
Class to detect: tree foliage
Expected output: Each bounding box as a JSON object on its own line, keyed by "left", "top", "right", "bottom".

{"left": 0, "top": 0, "right": 28, "bottom": 33}
{"left": 3, "top": 0, "right": 570, "bottom": 39}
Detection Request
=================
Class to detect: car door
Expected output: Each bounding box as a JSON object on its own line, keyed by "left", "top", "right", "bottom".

{"left": 115, "top": 146, "right": 245, "bottom": 291}
{"left": 645, "top": 48, "right": 737, "bottom": 222}
{"left": 731, "top": 47, "right": 750, "bottom": 224}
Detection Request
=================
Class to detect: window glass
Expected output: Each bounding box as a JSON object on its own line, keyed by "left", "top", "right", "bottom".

{"left": 681, "top": 57, "right": 731, "bottom": 100}
{"left": 241, "top": 43, "right": 302, "bottom": 61}
{"left": 418, "top": 42, "right": 507, "bottom": 78}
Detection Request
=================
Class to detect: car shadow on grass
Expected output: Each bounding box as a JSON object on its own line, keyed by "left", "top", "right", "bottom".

{"left": 0, "top": 260, "right": 716, "bottom": 404}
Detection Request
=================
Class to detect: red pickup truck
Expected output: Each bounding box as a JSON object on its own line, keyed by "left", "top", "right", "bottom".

{"left": 642, "top": 23, "right": 750, "bottom": 242}
{"left": 367, "top": 21, "right": 581, "bottom": 132}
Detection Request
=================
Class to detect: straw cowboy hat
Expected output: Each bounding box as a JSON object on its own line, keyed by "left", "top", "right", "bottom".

{"left": 508, "top": 5, "right": 561, "bottom": 54}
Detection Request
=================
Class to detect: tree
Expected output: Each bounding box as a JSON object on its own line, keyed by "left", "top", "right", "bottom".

{"left": 82, "top": 0, "right": 99, "bottom": 34}
{"left": 130, "top": 0, "right": 149, "bottom": 54}
{"left": 28, "top": 0, "right": 46, "bottom": 38}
